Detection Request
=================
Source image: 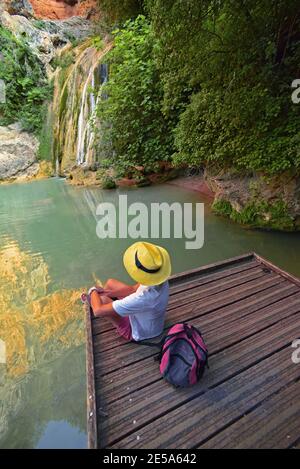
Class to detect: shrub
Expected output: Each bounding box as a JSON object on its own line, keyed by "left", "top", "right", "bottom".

{"left": 146, "top": 0, "right": 300, "bottom": 175}
{"left": 96, "top": 16, "right": 173, "bottom": 175}
{"left": 0, "top": 25, "right": 50, "bottom": 133}
{"left": 213, "top": 198, "right": 295, "bottom": 231}
{"left": 99, "top": 0, "right": 143, "bottom": 24}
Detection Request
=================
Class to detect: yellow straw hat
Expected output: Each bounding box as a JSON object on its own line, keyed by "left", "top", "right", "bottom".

{"left": 123, "top": 242, "right": 171, "bottom": 286}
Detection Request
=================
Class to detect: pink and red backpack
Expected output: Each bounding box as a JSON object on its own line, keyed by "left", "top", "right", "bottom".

{"left": 159, "top": 323, "right": 208, "bottom": 387}
{"left": 137, "top": 323, "right": 208, "bottom": 388}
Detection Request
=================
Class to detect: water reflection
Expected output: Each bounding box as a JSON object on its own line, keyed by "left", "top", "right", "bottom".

{"left": 36, "top": 421, "right": 86, "bottom": 449}
{"left": 0, "top": 239, "right": 85, "bottom": 448}
{"left": 0, "top": 344, "right": 86, "bottom": 449}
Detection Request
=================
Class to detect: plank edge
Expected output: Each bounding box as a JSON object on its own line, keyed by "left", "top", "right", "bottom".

{"left": 85, "top": 304, "right": 98, "bottom": 449}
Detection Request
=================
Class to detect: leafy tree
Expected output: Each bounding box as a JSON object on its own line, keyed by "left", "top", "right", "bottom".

{"left": 96, "top": 15, "right": 173, "bottom": 175}
{"left": 145, "top": 0, "right": 300, "bottom": 174}
{"left": 0, "top": 26, "right": 50, "bottom": 133}
{"left": 97, "top": 0, "right": 300, "bottom": 175}
{"left": 99, "top": 0, "right": 144, "bottom": 24}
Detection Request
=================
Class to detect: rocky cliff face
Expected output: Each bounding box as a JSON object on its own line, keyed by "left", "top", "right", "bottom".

{"left": 206, "top": 168, "right": 300, "bottom": 231}
{"left": 30, "top": 0, "right": 80, "bottom": 19}
{"left": 0, "top": 0, "right": 100, "bottom": 182}
{"left": 0, "top": 123, "right": 39, "bottom": 180}
{"left": 1, "top": 1, "right": 98, "bottom": 19}
{"left": 1, "top": 0, "right": 98, "bottom": 68}
{"left": 1, "top": 10, "right": 93, "bottom": 68}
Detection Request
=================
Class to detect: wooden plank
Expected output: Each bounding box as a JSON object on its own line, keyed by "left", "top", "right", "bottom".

{"left": 168, "top": 259, "right": 259, "bottom": 295}
{"left": 92, "top": 265, "right": 267, "bottom": 340}
{"left": 145, "top": 273, "right": 284, "bottom": 328}
{"left": 111, "top": 346, "right": 300, "bottom": 449}
{"left": 254, "top": 253, "right": 300, "bottom": 287}
{"left": 87, "top": 253, "right": 300, "bottom": 449}
{"left": 290, "top": 438, "right": 300, "bottom": 449}
{"left": 93, "top": 281, "right": 299, "bottom": 354}
{"left": 169, "top": 252, "right": 255, "bottom": 284}
{"left": 85, "top": 304, "right": 98, "bottom": 449}
{"left": 98, "top": 312, "right": 300, "bottom": 447}
{"left": 198, "top": 282, "right": 299, "bottom": 334}
{"left": 93, "top": 275, "right": 287, "bottom": 372}
{"left": 200, "top": 380, "right": 300, "bottom": 449}
{"left": 94, "top": 284, "right": 299, "bottom": 387}
{"left": 167, "top": 266, "right": 266, "bottom": 309}
{"left": 91, "top": 257, "right": 259, "bottom": 336}
{"left": 96, "top": 296, "right": 300, "bottom": 405}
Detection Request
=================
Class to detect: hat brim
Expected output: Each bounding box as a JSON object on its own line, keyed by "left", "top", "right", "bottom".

{"left": 123, "top": 242, "right": 171, "bottom": 286}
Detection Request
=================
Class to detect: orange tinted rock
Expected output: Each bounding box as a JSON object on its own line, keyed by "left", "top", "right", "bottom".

{"left": 28, "top": 0, "right": 97, "bottom": 20}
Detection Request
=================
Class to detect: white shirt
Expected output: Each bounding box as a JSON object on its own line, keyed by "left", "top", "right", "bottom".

{"left": 113, "top": 282, "right": 169, "bottom": 341}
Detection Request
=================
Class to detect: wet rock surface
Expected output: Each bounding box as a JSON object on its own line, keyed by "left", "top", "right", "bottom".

{"left": 0, "top": 123, "right": 39, "bottom": 180}
{"left": 205, "top": 167, "right": 300, "bottom": 230}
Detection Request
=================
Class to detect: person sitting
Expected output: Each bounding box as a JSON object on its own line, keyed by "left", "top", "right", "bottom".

{"left": 87, "top": 242, "right": 171, "bottom": 342}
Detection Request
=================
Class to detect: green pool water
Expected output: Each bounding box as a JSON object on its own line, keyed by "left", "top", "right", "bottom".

{"left": 0, "top": 178, "right": 299, "bottom": 448}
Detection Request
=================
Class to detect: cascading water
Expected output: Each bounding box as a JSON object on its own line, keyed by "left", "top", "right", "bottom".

{"left": 51, "top": 40, "right": 111, "bottom": 172}
{"left": 99, "top": 63, "right": 109, "bottom": 96}
{"left": 76, "top": 61, "right": 108, "bottom": 166}
{"left": 55, "top": 157, "right": 60, "bottom": 177}
{"left": 76, "top": 63, "right": 96, "bottom": 166}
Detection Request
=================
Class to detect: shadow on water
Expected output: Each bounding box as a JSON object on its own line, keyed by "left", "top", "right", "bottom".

{"left": 0, "top": 178, "right": 299, "bottom": 448}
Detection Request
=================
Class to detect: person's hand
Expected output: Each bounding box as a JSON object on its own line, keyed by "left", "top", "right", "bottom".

{"left": 88, "top": 286, "right": 105, "bottom": 296}
{"left": 94, "top": 287, "right": 118, "bottom": 298}
{"left": 100, "top": 289, "right": 115, "bottom": 298}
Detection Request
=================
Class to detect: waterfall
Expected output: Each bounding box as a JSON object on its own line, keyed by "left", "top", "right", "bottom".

{"left": 76, "top": 63, "right": 97, "bottom": 166}
{"left": 55, "top": 157, "right": 60, "bottom": 177}
{"left": 76, "top": 62, "right": 110, "bottom": 166}
{"left": 51, "top": 41, "right": 112, "bottom": 172}
{"left": 100, "top": 63, "right": 109, "bottom": 94}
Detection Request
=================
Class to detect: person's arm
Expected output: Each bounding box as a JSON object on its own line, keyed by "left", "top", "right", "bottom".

{"left": 90, "top": 291, "right": 120, "bottom": 325}
{"left": 103, "top": 283, "right": 140, "bottom": 299}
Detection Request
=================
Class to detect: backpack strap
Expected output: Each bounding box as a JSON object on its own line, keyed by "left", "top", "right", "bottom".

{"left": 132, "top": 339, "right": 162, "bottom": 348}
{"left": 132, "top": 326, "right": 188, "bottom": 349}
{"left": 132, "top": 338, "right": 164, "bottom": 361}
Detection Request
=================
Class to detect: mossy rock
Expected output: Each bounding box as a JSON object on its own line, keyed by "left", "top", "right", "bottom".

{"left": 212, "top": 198, "right": 297, "bottom": 232}
{"left": 212, "top": 200, "right": 233, "bottom": 217}
{"left": 136, "top": 177, "right": 151, "bottom": 187}
{"left": 101, "top": 176, "right": 117, "bottom": 190}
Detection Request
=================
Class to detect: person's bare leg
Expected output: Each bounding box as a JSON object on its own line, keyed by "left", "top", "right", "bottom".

{"left": 104, "top": 278, "right": 138, "bottom": 299}
{"left": 90, "top": 291, "right": 123, "bottom": 328}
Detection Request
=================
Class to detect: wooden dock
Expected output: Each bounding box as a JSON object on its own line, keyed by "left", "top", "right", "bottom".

{"left": 85, "top": 253, "right": 300, "bottom": 449}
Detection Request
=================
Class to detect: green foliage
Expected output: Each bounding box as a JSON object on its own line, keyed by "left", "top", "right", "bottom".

{"left": 0, "top": 25, "right": 50, "bottom": 133}
{"left": 97, "top": 0, "right": 300, "bottom": 177}
{"left": 173, "top": 86, "right": 300, "bottom": 174}
{"left": 213, "top": 198, "right": 295, "bottom": 231}
{"left": 91, "top": 36, "right": 104, "bottom": 51}
{"left": 99, "top": 0, "right": 144, "bottom": 24}
{"left": 51, "top": 50, "right": 76, "bottom": 70}
{"left": 96, "top": 168, "right": 117, "bottom": 189}
{"left": 96, "top": 16, "right": 173, "bottom": 175}
{"left": 145, "top": 0, "right": 300, "bottom": 175}
{"left": 212, "top": 199, "right": 233, "bottom": 218}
